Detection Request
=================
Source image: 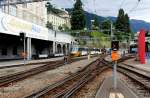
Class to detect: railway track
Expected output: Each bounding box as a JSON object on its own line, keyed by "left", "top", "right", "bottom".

{"left": 104, "top": 55, "right": 150, "bottom": 97}
{"left": 0, "top": 56, "right": 96, "bottom": 87}
{"left": 0, "top": 60, "right": 64, "bottom": 87}
{"left": 23, "top": 56, "right": 109, "bottom": 98}
{"left": 0, "top": 54, "right": 135, "bottom": 98}
{"left": 117, "top": 65, "right": 150, "bottom": 97}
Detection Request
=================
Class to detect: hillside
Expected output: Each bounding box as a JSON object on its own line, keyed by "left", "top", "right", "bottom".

{"left": 66, "top": 9, "right": 150, "bottom": 32}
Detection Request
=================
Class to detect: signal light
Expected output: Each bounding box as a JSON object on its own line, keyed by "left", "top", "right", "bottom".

{"left": 20, "top": 32, "right": 26, "bottom": 41}
{"left": 111, "top": 41, "right": 119, "bottom": 51}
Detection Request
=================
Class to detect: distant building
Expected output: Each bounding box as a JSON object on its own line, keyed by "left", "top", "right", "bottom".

{"left": 0, "top": 1, "right": 71, "bottom": 31}
{"left": 47, "top": 9, "right": 71, "bottom": 31}
{"left": 0, "top": 1, "right": 74, "bottom": 60}
{"left": 0, "top": 1, "right": 47, "bottom": 27}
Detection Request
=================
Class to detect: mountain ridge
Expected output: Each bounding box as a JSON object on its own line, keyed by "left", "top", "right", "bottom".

{"left": 66, "top": 9, "right": 150, "bottom": 32}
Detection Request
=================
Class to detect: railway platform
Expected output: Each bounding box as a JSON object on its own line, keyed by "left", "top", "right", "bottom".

{"left": 95, "top": 77, "right": 138, "bottom": 98}
{"left": 0, "top": 55, "right": 98, "bottom": 69}
{"left": 105, "top": 55, "right": 150, "bottom": 74}
{"left": 122, "top": 58, "right": 150, "bottom": 73}
{"left": 0, "top": 57, "right": 63, "bottom": 69}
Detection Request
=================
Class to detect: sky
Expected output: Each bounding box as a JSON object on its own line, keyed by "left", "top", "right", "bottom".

{"left": 50, "top": 0, "right": 150, "bottom": 22}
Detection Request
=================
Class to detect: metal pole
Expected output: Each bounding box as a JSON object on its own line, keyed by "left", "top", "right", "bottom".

{"left": 0, "top": 1, "right": 1, "bottom": 12}
{"left": 111, "top": 21, "right": 113, "bottom": 41}
{"left": 24, "top": 37, "right": 26, "bottom": 65}
{"left": 113, "top": 60, "right": 117, "bottom": 89}
{"left": 7, "top": 0, "right": 9, "bottom": 14}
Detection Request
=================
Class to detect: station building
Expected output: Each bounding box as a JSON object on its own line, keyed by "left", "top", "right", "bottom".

{"left": 0, "top": 12, "right": 74, "bottom": 60}
{"left": 0, "top": 1, "right": 47, "bottom": 27}
{"left": 47, "top": 10, "right": 71, "bottom": 31}
{"left": 0, "top": 1, "right": 71, "bottom": 31}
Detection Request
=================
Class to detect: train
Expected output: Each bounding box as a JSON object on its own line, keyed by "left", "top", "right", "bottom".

{"left": 70, "top": 46, "right": 101, "bottom": 57}
{"left": 130, "top": 43, "right": 137, "bottom": 53}
{"left": 130, "top": 31, "right": 150, "bottom": 54}
{"left": 130, "top": 42, "right": 150, "bottom": 53}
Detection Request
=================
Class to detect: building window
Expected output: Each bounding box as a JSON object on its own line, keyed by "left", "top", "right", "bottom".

{"left": 10, "top": 5, "right": 17, "bottom": 16}
{"left": 23, "top": 4, "right": 27, "bottom": 8}
{"left": 2, "top": 47, "right": 7, "bottom": 56}
{"left": 13, "top": 46, "right": 17, "bottom": 55}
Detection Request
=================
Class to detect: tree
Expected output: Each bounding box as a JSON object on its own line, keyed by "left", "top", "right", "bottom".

{"left": 46, "top": 2, "right": 63, "bottom": 14}
{"left": 62, "top": 24, "right": 70, "bottom": 31}
{"left": 71, "top": 0, "right": 86, "bottom": 30}
{"left": 101, "top": 20, "right": 111, "bottom": 35}
{"left": 45, "top": 2, "right": 53, "bottom": 14}
{"left": 46, "top": 21, "right": 53, "bottom": 30}
{"left": 115, "top": 9, "right": 125, "bottom": 32}
{"left": 58, "top": 25, "right": 63, "bottom": 31}
{"left": 124, "top": 14, "right": 131, "bottom": 41}
{"left": 92, "top": 15, "right": 99, "bottom": 30}
{"left": 115, "top": 9, "right": 131, "bottom": 41}
{"left": 124, "top": 14, "right": 131, "bottom": 34}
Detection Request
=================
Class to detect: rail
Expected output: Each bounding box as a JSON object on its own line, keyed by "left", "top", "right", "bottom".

{"left": 23, "top": 56, "right": 108, "bottom": 98}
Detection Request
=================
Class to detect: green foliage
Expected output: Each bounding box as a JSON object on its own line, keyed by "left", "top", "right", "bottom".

{"left": 92, "top": 16, "right": 99, "bottom": 30}
{"left": 115, "top": 9, "right": 125, "bottom": 32}
{"left": 124, "top": 14, "right": 131, "bottom": 33}
{"left": 46, "top": 2, "right": 63, "bottom": 14}
{"left": 46, "top": 21, "right": 53, "bottom": 29}
{"left": 90, "top": 31, "right": 110, "bottom": 48}
{"left": 58, "top": 25, "right": 63, "bottom": 31}
{"left": 71, "top": 0, "right": 86, "bottom": 30}
{"left": 101, "top": 20, "right": 111, "bottom": 35}
{"left": 79, "top": 40, "right": 87, "bottom": 46}
{"left": 115, "top": 9, "right": 131, "bottom": 41}
{"left": 46, "top": 2, "right": 53, "bottom": 14}
{"left": 62, "top": 24, "right": 70, "bottom": 31}
{"left": 131, "top": 32, "right": 134, "bottom": 39}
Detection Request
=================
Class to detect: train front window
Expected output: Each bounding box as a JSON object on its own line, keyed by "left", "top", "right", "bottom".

{"left": 146, "top": 42, "right": 150, "bottom": 52}
{"left": 146, "top": 31, "right": 150, "bottom": 37}
{"left": 71, "top": 47, "right": 78, "bottom": 52}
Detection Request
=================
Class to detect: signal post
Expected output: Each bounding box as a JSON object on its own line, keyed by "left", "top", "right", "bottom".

{"left": 20, "top": 32, "right": 26, "bottom": 65}
{"left": 111, "top": 41, "right": 119, "bottom": 90}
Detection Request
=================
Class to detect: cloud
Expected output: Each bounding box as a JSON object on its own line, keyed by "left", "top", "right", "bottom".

{"left": 50, "top": 0, "right": 74, "bottom": 8}
{"left": 51, "top": 0, "right": 150, "bottom": 22}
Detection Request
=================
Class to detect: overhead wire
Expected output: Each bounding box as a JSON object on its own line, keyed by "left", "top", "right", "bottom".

{"left": 119, "top": 0, "right": 126, "bottom": 9}
{"left": 130, "top": 7, "right": 150, "bottom": 12}
{"left": 128, "top": 0, "right": 141, "bottom": 14}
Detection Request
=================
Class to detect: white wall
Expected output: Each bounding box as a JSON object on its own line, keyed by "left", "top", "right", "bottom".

{"left": 0, "top": 12, "right": 74, "bottom": 44}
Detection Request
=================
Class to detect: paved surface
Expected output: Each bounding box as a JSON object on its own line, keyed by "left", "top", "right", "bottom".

{"left": 0, "top": 55, "right": 94, "bottom": 68}
{"left": 122, "top": 58, "right": 150, "bottom": 73}
{"left": 0, "top": 57, "right": 63, "bottom": 68}
{"left": 95, "top": 77, "right": 138, "bottom": 98}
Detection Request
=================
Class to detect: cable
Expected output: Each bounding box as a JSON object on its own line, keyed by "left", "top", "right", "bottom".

{"left": 119, "top": 0, "right": 126, "bottom": 9}
{"left": 128, "top": 0, "right": 141, "bottom": 14}
{"left": 130, "top": 7, "right": 150, "bottom": 12}
{"left": 93, "top": 0, "right": 96, "bottom": 14}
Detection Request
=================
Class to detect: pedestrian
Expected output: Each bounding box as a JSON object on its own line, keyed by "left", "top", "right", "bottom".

{"left": 64, "top": 55, "right": 68, "bottom": 64}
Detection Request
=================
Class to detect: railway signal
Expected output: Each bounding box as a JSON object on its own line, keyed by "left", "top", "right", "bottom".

{"left": 111, "top": 40, "right": 119, "bottom": 90}
{"left": 20, "top": 32, "right": 26, "bottom": 65}
{"left": 20, "top": 32, "right": 26, "bottom": 41}
{"left": 111, "top": 40, "right": 119, "bottom": 51}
